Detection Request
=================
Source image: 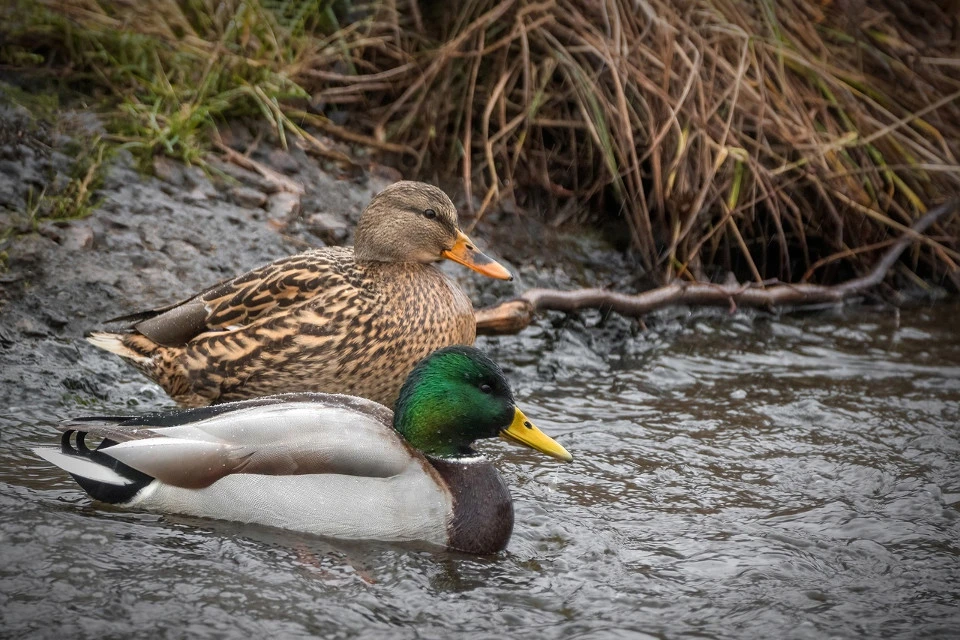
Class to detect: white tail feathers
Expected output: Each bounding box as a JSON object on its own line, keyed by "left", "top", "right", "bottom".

{"left": 86, "top": 332, "right": 150, "bottom": 364}
{"left": 33, "top": 448, "right": 134, "bottom": 486}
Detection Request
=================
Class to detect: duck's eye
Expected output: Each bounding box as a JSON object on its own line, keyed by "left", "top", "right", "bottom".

{"left": 479, "top": 383, "right": 493, "bottom": 394}
{"left": 423, "top": 208, "right": 437, "bottom": 220}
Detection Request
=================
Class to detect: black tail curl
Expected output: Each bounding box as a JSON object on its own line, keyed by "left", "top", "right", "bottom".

{"left": 59, "top": 430, "right": 154, "bottom": 504}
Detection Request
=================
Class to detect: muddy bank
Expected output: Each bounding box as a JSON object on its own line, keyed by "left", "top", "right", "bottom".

{"left": 0, "top": 101, "right": 633, "bottom": 412}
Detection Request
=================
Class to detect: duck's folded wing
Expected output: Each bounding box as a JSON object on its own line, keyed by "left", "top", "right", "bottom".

{"left": 108, "top": 249, "right": 354, "bottom": 346}
{"left": 53, "top": 394, "right": 412, "bottom": 489}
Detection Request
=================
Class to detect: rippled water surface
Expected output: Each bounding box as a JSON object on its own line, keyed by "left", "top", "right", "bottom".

{"left": 2, "top": 304, "right": 958, "bottom": 639}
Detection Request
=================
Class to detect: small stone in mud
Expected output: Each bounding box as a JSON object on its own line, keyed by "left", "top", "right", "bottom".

{"left": 230, "top": 186, "right": 268, "bottom": 209}
{"left": 138, "top": 224, "right": 165, "bottom": 251}
{"left": 36, "top": 222, "right": 61, "bottom": 243}
{"left": 60, "top": 224, "right": 95, "bottom": 251}
{"left": 184, "top": 186, "right": 211, "bottom": 202}
{"left": 267, "top": 149, "right": 301, "bottom": 175}
{"left": 153, "top": 157, "right": 185, "bottom": 186}
{"left": 306, "top": 212, "right": 349, "bottom": 243}
{"left": 182, "top": 166, "right": 218, "bottom": 199}
{"left": 162, "top": 239, "right": 202, "bottom": 263}
{"left": 43, "top": 310, "right": 69, "bottom": 329}
{"left": 267, "top": 192, "right": 301, "bottom": 222}
{"left": 15, "top": 317, "right": 49, "bottom": 337}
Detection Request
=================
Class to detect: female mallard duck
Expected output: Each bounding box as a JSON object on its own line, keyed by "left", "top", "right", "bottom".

{"left": 88, "top": 181, "right": 512, "bottom": 408}
{"left": 34, "top": 346, "right": 571, "bottom": 554}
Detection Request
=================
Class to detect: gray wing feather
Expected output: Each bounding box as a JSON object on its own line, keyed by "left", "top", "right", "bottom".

{"left": 88, "top": 400, "right": 415, "bottom": 488}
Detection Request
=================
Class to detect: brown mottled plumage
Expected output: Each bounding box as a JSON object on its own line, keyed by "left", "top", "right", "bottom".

{"left": 88, "top": 181, "right": 512, "bottom": 407}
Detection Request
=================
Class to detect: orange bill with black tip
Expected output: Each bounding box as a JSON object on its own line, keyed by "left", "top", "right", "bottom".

{"left": 442, "top": 230, "right": 513, "bottom": 281}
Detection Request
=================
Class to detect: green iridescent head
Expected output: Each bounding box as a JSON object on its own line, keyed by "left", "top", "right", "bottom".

{"left": 393, "top": 346, "right": 572, "bottom": 462}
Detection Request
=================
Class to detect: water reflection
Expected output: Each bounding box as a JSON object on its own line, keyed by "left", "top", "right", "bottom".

{"left": 2, "top": 303, "right": 959, "bottom": 638}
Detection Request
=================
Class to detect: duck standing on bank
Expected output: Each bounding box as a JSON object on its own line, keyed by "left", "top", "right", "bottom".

{"left": 34, "top": 347, "right": 572, "bottom": 554}
{"left": 88, "top": 181, "right": 512, "bottom": 407}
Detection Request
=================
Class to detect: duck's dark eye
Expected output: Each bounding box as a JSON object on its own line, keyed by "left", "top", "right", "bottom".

{"left": 423, "top": 208, "right": 437, "bottom": 220}
{"left": 479, "top": 383, "right": 493, "bottom": 394}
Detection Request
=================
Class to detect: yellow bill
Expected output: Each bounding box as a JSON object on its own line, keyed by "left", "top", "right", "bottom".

{"left": 442, "top": 230, "right": 513, "bottom": 281}
{"left": 499, "top": 407, "right": 572, "bottom": 462}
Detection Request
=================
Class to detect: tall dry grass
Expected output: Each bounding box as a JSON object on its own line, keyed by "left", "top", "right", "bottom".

{"left": 7, "top": 0, "right": 960, "bottom": 289}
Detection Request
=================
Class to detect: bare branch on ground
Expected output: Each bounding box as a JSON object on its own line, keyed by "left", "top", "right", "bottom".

{"left": 476, "top": 198, "right": 960, "bottom": 335}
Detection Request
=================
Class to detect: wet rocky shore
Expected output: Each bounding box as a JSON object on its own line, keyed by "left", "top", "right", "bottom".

{"left": 0, "top": 100, "right": 636, "bottom": 412}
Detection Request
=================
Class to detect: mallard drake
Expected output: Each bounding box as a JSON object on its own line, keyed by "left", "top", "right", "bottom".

{"left": 34, "top": 346, "right": 572, "bottom": 554}
{"left": 87, "top": 181, "right": 512, "bottom": 407}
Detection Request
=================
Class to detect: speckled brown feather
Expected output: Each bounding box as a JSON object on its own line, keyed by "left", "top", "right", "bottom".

{"left": 90, "top": 181, "right": 498, "bottom": 408}
{"left": 113, "top": 247, "right": 475, "bottom": 407}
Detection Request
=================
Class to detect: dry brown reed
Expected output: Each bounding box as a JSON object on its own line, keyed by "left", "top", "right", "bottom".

{"left": 297, "top": 0, "right": 960, "bottom": 290}
{"left": 12, "top": 0, "right": 960, "bottom": 290}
